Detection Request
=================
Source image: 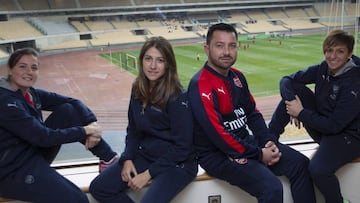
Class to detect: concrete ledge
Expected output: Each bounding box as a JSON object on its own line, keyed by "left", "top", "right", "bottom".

{"left": 3, "top": 148, "right": 360, "bottom": 203}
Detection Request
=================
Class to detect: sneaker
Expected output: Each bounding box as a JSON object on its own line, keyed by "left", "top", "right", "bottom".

{"left": 99, "top": 155, "right": 119, "bottom": 173}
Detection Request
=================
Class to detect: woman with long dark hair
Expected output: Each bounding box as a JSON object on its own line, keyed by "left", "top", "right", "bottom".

{"left": 90, "top": 36, "right": 198, "bottom": 203}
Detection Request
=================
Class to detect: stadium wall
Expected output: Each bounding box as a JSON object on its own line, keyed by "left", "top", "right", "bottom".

{"left": 35, "top": 33, "right": 80, "bottom": 49}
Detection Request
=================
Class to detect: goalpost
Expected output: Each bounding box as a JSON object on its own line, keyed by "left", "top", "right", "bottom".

{"left": 118, "top": 52, "right": 138, "bottom": 72}
{"left": 126, "top": 53, "right": 137, "bottom": 71}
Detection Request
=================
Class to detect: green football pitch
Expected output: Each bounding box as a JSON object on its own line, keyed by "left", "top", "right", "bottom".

{"left": 100, "top": 33, "right": 360, "bottom": 97}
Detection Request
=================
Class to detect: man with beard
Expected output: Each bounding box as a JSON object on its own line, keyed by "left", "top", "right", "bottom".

{"left": 187, "top": 23, "right": 316, "bottom": 203}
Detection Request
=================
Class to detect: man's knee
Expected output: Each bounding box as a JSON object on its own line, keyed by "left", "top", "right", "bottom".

{"left": 249, "top": 177, "right": 283, "bottom": 202}
{"left": 294, "top": 153, "right": 310, "bottom": 167}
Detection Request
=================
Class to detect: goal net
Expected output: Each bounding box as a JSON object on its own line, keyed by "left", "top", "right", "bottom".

{"left": 123, "top": 53, "right": 137, "bottom": 71}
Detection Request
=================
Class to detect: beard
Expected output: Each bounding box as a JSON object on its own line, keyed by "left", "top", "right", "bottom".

{"left": 211, "top": 56, "right": 236, "bottom": 70}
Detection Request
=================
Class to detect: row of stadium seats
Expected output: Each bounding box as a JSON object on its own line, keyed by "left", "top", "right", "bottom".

{"left": 1, "top": 3, "right": 357, "bottom": 40}
{"left": 0, "top": 2, "right": 358, "bottom": 53}
{"left": 2, "top": 0, "right": 266, "bottom": 10}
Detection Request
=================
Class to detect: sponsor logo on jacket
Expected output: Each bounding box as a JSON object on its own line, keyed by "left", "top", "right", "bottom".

{"left": 223, "top": 108, "right": 247, "bottom": 131}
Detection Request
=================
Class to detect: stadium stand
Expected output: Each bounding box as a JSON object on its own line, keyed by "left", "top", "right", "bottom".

{"left": 134, "top": 0, "right": 181, "bottom": 5}
{"left": 147, "top": 26, "right": 199, "bottom": 40}
{"left": 304, "top": 6, "right": 319, "bottom": 17}
{"left": 345, "top": 2, "right": 358, "bottom": 16}
{"left": 265, "top": 8, "right": 289, "bottom": 19}
{"left": 48, "top": 0, "right": 78, "bottom": 9}
{"left": 89, "top": 30, "right": 146, "bottom": 47}
{"left": 82, "top": 0, "right": 131, "bottom": 7}
{"left": 137, "top": 19, "right": 163, "bottom": 28}
{"left": 285, "top": 8, "right": 309, "bottom": 18}
{"left": 0, "top": 20, "right": 44, "bottom": 40}
{"left": 30, "top": 17, "right": 78, "bottom": 35}
{"left": 40, "top": 40, "right": 89, "bottom": 51}
{"left": 245, "top": 10, "right": 271, "bottom": 20}
{"left": 0, "top": 0, "right": 18, "bottom": 11}
{"left": 70, "top": 21, "right": 91, "bottom": 32}
{"left": 229, "top": 11, "right": 251, "bottom": 22}
{"left": 0, "top": 0, "right": 358, "bottom": 55}
{"left": 240, "top": 20, "right": 289, "bottom": 33}
{"left": 18, "top": 0, "right": 50, "bottom": 10}
{"left": 314, "top": 2, "right": 358, "bottom": 17}
{"left": 111, "top": 19, "right": 138, "bottom": 29}
{"left": 0, "top": 49, "right": 8, "bottom": 58}
{"left": 281, "top": 19, "right": 326, "bottom": 30}
{"left": 321, "top": 20, "right": 356, "bottom": 27}
{"left": 84, "top": 20, "right": 115, "bottom": 31}
{"left": 188, "top": 12, "right": 221, "bottom": 24}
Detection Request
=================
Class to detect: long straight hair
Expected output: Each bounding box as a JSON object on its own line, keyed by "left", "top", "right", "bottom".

{"left": 132, "top": 36, "right": 182, "bottom": 109}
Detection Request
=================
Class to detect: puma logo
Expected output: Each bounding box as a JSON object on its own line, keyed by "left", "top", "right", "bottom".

{"left": 217, "top": 87, "right": 225, "bottom": 94}
{"left": 202, "top": 92, "right": 211, "bottom": 100}
{"left": 351, "top": 91, "right": 358, "bottom": 98}
{"left": 7, "top": 102, "right": 18, "bottom": 108}
{"left": 181, "top": 101, "right": 189, "bottom": 108}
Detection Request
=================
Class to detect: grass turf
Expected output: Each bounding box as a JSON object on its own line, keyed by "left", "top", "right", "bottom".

{"left": 100, "top": 33, "right": 360, "bottom": 97}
